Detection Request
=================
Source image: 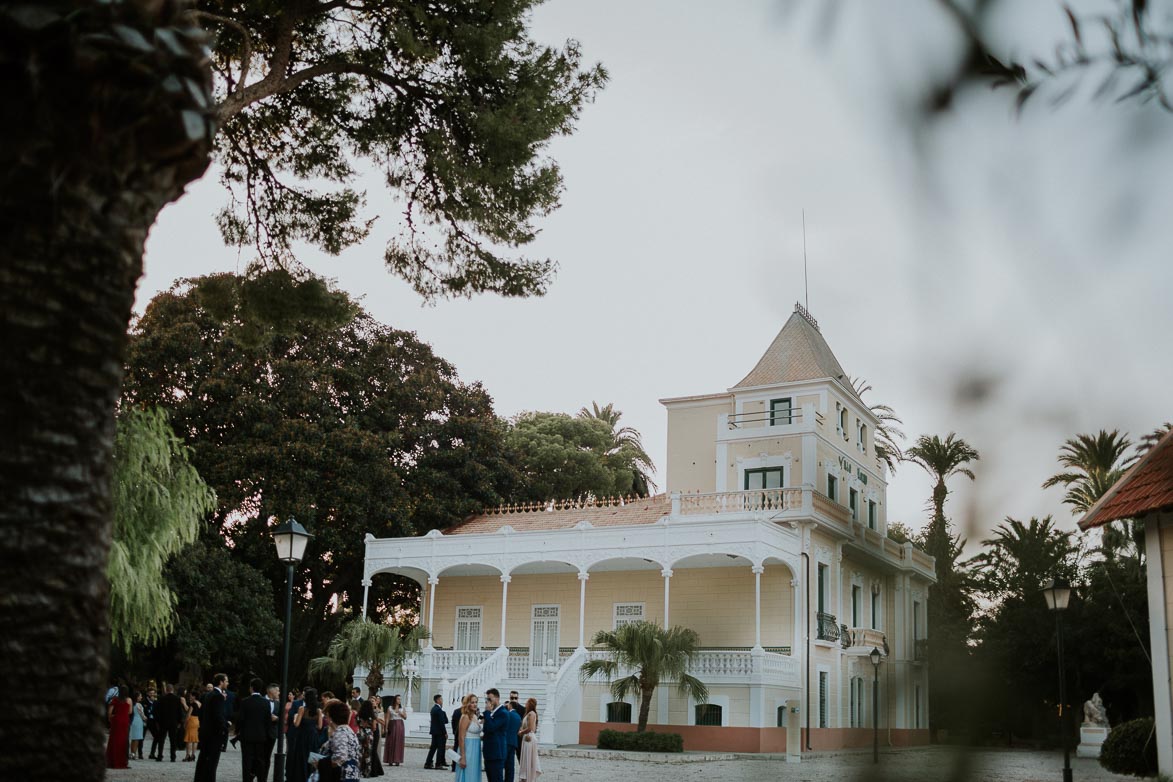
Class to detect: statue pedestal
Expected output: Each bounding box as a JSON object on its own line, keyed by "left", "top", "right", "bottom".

{"left": 1077, "top": 725, "right": 1109, "bottom": 758}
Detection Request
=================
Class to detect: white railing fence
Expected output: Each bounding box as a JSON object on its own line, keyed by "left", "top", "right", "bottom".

{"left": 440, "top": 646, "right": 508, "bottom": 710}
{"left": 677, "top": 488, "right": 803, "bottom": 515}
{"left": 539, "top": 646, "right": 586, "bottom": 745}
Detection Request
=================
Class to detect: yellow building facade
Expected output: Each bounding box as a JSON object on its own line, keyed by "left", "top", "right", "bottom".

{"left": 363, "top": 304, "right": 935, "bottom": 753}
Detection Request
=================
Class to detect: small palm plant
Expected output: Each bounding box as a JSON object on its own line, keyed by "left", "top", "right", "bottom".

{"left": 309, "top": 618, "right": 429, "bottom": 697}
{"left": 579, "top": 621, "right": 708, "bottom": 733}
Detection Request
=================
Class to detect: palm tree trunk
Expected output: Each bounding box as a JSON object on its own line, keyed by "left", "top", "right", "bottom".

{"left": 637, "top": 687, "right": 654, "bottom": 733}
{"left": 0, "top": 4, "right": 211, "bottom": 780}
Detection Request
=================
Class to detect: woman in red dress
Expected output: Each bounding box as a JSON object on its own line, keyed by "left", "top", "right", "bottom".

{"left": 106, "top": 685, "right": 132, "bottom": 769}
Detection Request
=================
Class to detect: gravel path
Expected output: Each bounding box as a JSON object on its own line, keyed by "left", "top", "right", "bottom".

{"left": 106, "top": 742, "right": 1136, "bottom": 782}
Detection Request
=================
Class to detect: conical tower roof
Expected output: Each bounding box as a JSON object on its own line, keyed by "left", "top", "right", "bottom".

{"left": 733, "top": 304, "right": 859, "bottom": 401}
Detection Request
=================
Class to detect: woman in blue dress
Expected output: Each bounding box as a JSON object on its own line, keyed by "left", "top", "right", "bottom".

{"left": 454, "top": 694, "right": 482, "bottom": 782}
{"left": 128, "top": 690, "right": 146, "bottom": 760}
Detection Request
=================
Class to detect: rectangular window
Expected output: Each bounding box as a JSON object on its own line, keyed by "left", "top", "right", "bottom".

{"left": 817, "top": 564, "right": 828, "bottom": 614}
{"left": 769, "top": 397, "right": 793, "bottom": 426}
{"left": 849, "top": 488, "right": 858, "bottom": 521}
{"left": 606, "top": 702, "right": 632, "bottom": 723}
{"left": 868, "top": 500, "right": 877, "bottom": 530}
{"left": 827, "top": 474, "right": 838, "bottom": 502}
{"left": 851, "top": 585, "right": 861, "bottom": 626}
{"left": 858, "top": 423, "right": 867, "bottom": 451}
{"left": 915, "top": 685, "right": 922, "bottom": 729}
{"left": 744, "top": 467, "right": 784, "bottom": 491}
{"left": 913, "top": 601, "right": 920, "bottom": 640}
{"left": 455, "top": 606, "right": 483, "bottom": 651}
{"left": 818, "top": 672, "right": 828, "bottom": 728}
{"left": 871, "top": 590, "right": 879, "bottom": 630}
{"left": 614, "top": 602, "right": 644, "bottom": 629}
{"left": 695, "top": 704, "right": 722, "bottom": 726}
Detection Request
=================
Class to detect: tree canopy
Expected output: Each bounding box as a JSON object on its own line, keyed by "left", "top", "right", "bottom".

{"left": 123, "top": 271, "right": 521, "bottom": 634}
{"left": 198, "top": 0, "right": 607, "bottom": 298}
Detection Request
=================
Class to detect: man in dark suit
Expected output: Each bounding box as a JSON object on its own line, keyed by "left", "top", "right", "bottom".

{"left": 222, "top": 685, "right": 237, "bottom": 752}
{"left": 236, "top": 678, "right": 273, "bottom": 782}
{"left": 423, "top": 694, "right": 448, "bottom": 769}
{"left": 264, "top": 683, "right": 280, "bottom": 776}
{"left": 156, "top": 683, "right": 184, "bottom": 762}
{"left": 195, "top": 673, "right": 228, "bottom": 782}
{"left": 450, "top": 702, "right": 463, "bottom": 771}
{"left": 503, "top": 701, "right": 522, "bottom": 782}
{"left": 481, "top": 688, "right": 507, "bottom": 782}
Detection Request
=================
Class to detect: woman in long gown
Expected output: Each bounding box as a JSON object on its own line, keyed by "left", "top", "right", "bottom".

{"left": 128, "top": 690, "right": 146, "bottom": 760}
{"left": 382, "top": 694, "right": 406, "bottom": 766}
{"left": 288, "top": 687, "right": 323, "bottom": 782}
{"left": 454, "top": 695, "right": 482, "bottom": 782}
{"left": 356, "top": 698, "right": 383, "bottom": 777}
{"left": 105, "top": 686, "right": 131, "bottom": 769}
{"left": 518, "top": 698, "right": 541, "bottom": 782}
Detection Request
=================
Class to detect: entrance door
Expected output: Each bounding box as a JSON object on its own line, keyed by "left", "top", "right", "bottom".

{"left": 530, "top": 605, "right": 560, "bottom": 676}
{"left": 455, "top": 606, "right": 482, "bottom": 651}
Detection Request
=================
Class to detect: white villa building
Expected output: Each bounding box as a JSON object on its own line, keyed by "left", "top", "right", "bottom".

{"left": 361, "top": 304, "right": 935, "bottom": 753}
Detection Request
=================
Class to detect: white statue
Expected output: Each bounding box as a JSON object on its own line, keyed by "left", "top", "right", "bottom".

{"left": 1082, "top": 692, "right": 1109, "bottom": 728}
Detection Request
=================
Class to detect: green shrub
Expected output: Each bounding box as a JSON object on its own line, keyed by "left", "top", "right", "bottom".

{"left": 1100, "top": 717, "right": 1158, "bottom": 777}
{"left": 597, "top": 729, "right": 684, "bottom": 753}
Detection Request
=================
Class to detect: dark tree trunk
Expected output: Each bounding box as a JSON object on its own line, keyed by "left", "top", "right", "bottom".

{"left": 0, "top": 3, "right": 212, "bottom": 780}
{"left": 637, "top": 686, "right": 654, "bottom": 733}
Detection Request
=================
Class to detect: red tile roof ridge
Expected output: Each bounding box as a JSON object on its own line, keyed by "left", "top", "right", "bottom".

{"left": 1080, "top": 427, "right": 1173, "bottom": 530}
{"left": 443, "top": 494, "right": 671, "bottom": 535}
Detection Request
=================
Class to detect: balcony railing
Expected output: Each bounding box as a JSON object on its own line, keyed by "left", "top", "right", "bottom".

{"left": 816, "top": 612, "right": 840, "bottom": 642}
{"left": 678, "top": 488, "right": 802, "bottom": 515}
{"left": 727, "top": 409, "right": 804, "bottom": 429}
{"left": 585, "top": 647, "right": 799, "bottom": 687}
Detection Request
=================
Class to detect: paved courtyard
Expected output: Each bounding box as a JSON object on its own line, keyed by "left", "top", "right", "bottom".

{"left": 106, "top": 742, "right": 1139, "bottom": 782}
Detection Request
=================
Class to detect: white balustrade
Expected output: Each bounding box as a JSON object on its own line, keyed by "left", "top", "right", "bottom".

{"left": 539, "top": 646, "right": 586, "bottom": 745}
{"left": 581, "top": 648, "right": 799, "bottom": 689}
{"left": 425, "top": 649, "right": 492, "bottom": 679}
{"left": 506, "top": 649, "right": 530, "bottom": 680}
{"left": 677, "top": 488, "right": 803, "bottom": 516}
{"left": 440, "top": 647, "right": 508, "bottom": 709}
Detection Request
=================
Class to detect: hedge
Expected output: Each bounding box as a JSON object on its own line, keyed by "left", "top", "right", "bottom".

{"left": 1100, "top": 717, "right": 1158, "bottom": 777}
{"left": 597, "top": 729, "right": 684, "bottom": 753}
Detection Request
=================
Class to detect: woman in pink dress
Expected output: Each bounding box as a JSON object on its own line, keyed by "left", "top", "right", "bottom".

{"left": 383, "top": 694, "right": 406, "bottom": 766}
{"left": 105, "top": 686, "right": 131, "bottom": 769}
{"left": 518, "top": 698, "right": 541, "bottom": 781}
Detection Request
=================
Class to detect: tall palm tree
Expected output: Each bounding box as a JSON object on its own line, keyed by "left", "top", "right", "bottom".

{"left": 578, "top": 402, "right": 658, "bottom": 495}
{"left": 850, "top": 377, "right": 906, "bottom": 473}
{"left": 309, "top": 619, "right": 429, "bottom": 697}
{"left": 1042, "top": 430, "right": 1135, "bottom": 514}
{"left": 968, "top": 516, "right": 1078, "bottom": 601}
{"left": 905, "top": 433, "right": 980, "bottom": 546}
{"left": 579, "top": 621, "right": 708, "bottom": 732}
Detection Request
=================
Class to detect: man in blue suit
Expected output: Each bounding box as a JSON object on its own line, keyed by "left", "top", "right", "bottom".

{"left": 480, "top": 688, "right": 508, "bottom": 782}
{"left": 424, "top": 694, "right": 448, "bottom": 769}
{"left": 503, "top": 701, "right": 522, "bottom": 782}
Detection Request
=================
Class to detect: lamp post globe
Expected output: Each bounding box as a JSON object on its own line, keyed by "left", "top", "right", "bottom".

{"left": 870, "top": 647, "right": 882, "bottom": 764}
{"left": 272, "top": 517, "right": 312, "bottom": 782}
{"left": 1042, "top": 577, "right": 1073, "bottom": 782}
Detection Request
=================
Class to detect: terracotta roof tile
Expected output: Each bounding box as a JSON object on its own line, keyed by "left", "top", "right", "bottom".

{"left": 444, "top": 495, "right": 672, "bottom": 535}
{"left": 1080, "top": 429, "right": 1173, "bottom": 529}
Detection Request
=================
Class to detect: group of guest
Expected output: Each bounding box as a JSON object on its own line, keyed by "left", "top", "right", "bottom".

{"left": 105, "top": 681, "right": 213, "bottom": 768}
{"left": 283, "top": 685, "right": 408, "bottom": 782}
{"left": 426, "top": 688, "right": 541, "bottom": 782}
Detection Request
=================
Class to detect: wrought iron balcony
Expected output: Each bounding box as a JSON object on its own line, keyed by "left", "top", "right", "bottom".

{"left": 816, "top": 612, "right": 840, "bottom": 642}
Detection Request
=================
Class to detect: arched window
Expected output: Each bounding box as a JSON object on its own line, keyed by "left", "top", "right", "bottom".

{"left": 777, "top": 705, "right": 787, "bottom": 727}
{"left": 839, "top": 407, "right": 848, "bottom": 434}
{"left": 605, "top": 702, "right": 632, "bottom": 723}
{"left": 695, "top": 703, "right": 722, "bottom": 726}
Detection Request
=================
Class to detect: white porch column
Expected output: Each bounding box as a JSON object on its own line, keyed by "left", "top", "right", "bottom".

{"left": 661, "top": 569, "right": 673, "bottom": 626}
{"left": 752, "top": 565, "right": 765, "bottom": 651}
{"left": 499, "top": 574, "right": 511, "bottom": 648}
{"left": 427, "top": 576, "right": 439, "bottom": 648}
{"left": 361, "top": 577, "right": 371, "bottom": 620}
{"left": 577, "top": 571, "right": 589, "bottom": 648}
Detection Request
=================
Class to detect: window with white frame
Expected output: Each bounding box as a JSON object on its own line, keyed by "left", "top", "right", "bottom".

{"left": 839, "top": 407, "right": 848, "bottom": 437}
{"left": 614, "top": 602, "right": 645, "bottom": 629}
{"left": 454, "top": 606, "right": 482, "bottom": 650}
{"left": 858, "top": 422, "right": 867, "bottom": 452}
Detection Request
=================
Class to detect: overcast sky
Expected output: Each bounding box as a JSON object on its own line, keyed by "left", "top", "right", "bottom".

{"left": 140, "top": 0, "right": 1173, "bottom": 548}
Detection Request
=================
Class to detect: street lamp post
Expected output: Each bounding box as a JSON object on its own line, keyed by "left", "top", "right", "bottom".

{"left": 403, "top": 657, "right": 419, "bottom": 714}
{"left": 272, "top": 517, "right": 312, "bottom": 782}
{"left": 870, "top": 646, "right": 882, "bottom": 764}
{"left": 1043, "top": 577, "right": 1073, "bottom": 782}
